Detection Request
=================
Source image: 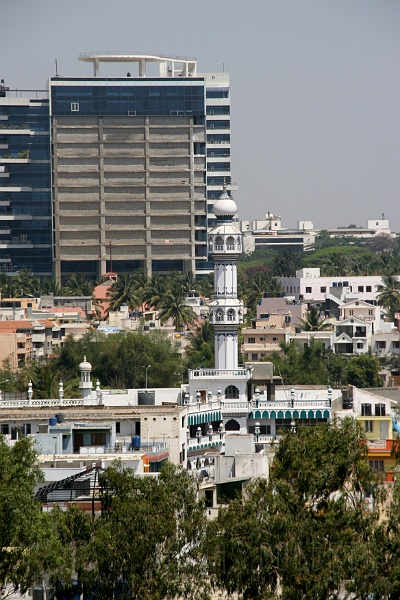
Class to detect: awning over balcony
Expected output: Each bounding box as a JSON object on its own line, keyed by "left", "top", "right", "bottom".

{"left": 188, "top": 411, "right": 222, "bottom": 426}
{"left": 249, "top": 409, "right": 330, "bottom": 420}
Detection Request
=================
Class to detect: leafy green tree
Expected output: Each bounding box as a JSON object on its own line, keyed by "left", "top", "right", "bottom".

{"left": 272, "top": 248, "right": 303, "bottom": 276}
{"left": 303, "top": 245, "right": 375, "bottom": 276}
{"left": 299, "top": 305, "right": 332, "bottom": 331}
{"left": 377, "top": 275, "right": 400, "bottom": 322}
{"left": 0, "top": 437, "right": 45, "bottom": 594}
{"left": 266, "top": 339, "right": 333, "bottom": 385}
{"left": 56, "top": 330, "right": 183, "bottom": 389}
{"left": 185, "top": 320, "right": 215, "bottom": 370}
{"left": 206, "top": 419, "right": 383, "bottom": 600}
{"left": 83, "top": 463, "right": 210, "bottom": 600}
{"left": 27, "top": 362, "right": 80, "bottom": 399}
{"left": 237, "top": 247, "right": 276, "bottom": 272}
{"left": 345, "top": 353, "right": 383, "bottom": 388}
{"left": 44, "top": 504, "right": 95, "bottom": 599}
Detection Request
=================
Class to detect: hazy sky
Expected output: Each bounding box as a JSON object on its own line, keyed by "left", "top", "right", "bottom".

{"left": 1, "top": 1, "right": 399, "bottom": 230}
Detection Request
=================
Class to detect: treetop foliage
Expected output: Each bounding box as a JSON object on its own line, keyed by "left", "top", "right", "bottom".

{"left": 3, "top": 422, "right": 400, "bottom": 598}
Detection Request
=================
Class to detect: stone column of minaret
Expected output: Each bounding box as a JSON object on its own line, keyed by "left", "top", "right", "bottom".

{"left": 208, "top": 185, "right": 243, "bottom": 370}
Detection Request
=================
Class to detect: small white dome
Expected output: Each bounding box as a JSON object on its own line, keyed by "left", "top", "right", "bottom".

{"left": 79, "top": 355, "right": 92, "bottom": 371}
{"left": 213, "top": 188, "right": 237, "bottom": 217}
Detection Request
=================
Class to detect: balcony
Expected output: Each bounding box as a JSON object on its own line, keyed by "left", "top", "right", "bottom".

{"left": 32, "top": 333, "right": 45, "bottom": 343}
{"left": 221, "top": 401, "right": 249, "bottom": 416}
{"left": 187, "top": 432, "right": 224, "bottom": 451}
{"left": 189, "top": 368, "right": 250, "bottom": 379}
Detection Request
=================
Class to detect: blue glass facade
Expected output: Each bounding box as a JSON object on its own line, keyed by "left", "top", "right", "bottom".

{"left": 50, "top": 78, "right": 205, "bottom": 117}
{"left": 0, "top": 100, "right": 52, "bottom": 275}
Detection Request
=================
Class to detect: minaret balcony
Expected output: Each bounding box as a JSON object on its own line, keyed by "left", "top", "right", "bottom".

{"left": 208, "top": 300, "right": 243, "bottom": 326}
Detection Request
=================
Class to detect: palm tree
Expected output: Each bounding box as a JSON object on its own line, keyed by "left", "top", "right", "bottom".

{"left": 63, "top": 273, "right": 94, "bottom": 296}
{"left": 142, "top": 275, "right": 169, "bottom": 311}
{"left": 157, "top": 292, "right": 197, "bottom": 331}
{"left": 299, "top": 306, "right": 332, "bottom": 331}
{"left": 185, "top": 320, "right": 214, "bottom": 369}
{"left": 376, "top": 275, "right": 400, "bottom": 322}
{"left": 131, "top": 269, "right": 149, "bottom": 306}
{"left": 195, "top": 273, "right": 214, "bottom": 299}
{"left": 91, "top": 296, "right": 103, "bottom": 320}
{"left": 107, "top": 274, "right": 141, "bottom": 312}
{"left": 244, "top": 272, "right": 283, "bottom": 312}
{"left": 180, "top": 271, "right": 197, "bottom": 295}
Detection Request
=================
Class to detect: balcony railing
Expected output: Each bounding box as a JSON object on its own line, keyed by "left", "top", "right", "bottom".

{"left": 252, "top": 399, "right": 331, "bottom": 409}
{"left": 0, "top": 397, "right": 93, "bottom": 409}
{"left": 190, "top": 368, "right": 250, "bottom": 379}
{"left": 188, "top": 399, "right": 222, "bottom": 414}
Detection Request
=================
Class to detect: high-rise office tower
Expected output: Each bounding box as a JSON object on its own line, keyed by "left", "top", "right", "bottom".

{"left": 50, "top": 53, "right": 233, "bottom": 282}
{"left": 0, "top": 81, "right": 52, "bottom": 276}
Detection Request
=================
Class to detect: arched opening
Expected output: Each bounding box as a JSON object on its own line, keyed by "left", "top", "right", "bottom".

{"left": 215, "top": 236, "right": 224, "bottom": 251}
{"left": 226, "top": 236, "right": 235, "bottom": 250}
{"left": 216, "top": 309, "right": 224, "bottom": 322}
{"left": 225, "top": 419, "right": 240, "bottom": 431}
{"left": 225, "top": 385, "right": 239, "bottom": 399}
{"left": 227, "top": 308, "right": 235, "bottom": 322}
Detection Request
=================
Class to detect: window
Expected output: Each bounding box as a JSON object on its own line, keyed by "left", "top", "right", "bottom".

{"left": 91, "top": 432, "right": 106, "bottom": 446}
{"left": 364, "top": 420, "right": 373, "bottom": 432}
{"left": 392, "top": 341, "right": 400, "bottom": 349}
{"left": 252, "top": 353, "right": 258, "bottom": 360}
{"left": 306, "top": 287, "right": 312, "bottom": 293}
{"left": 1, "top": 424, "right": 9, "bottom": 435}
{"left": 375, "top": 403, "right": 386, "bottom": 416}
{"left": 226, "top": 235, "right": 235, "bottom": 250}
{"left": 369, "top": 460, "right": 384, "bottom": 472}
{"left": 358, "top": 286, "right": 364, "bottom": 292}
{"left": 376, "top": 341, "right": 386, "bottom": 349}
{"left": 357, "top": 342, "right": 364, "bottom": 349}
{"left": 366, "top": 286, "right": 372, "bottom": 292}
{"left": 216, "top": 309, "right": 223, "bottom": 322}
{"left": 368, "top": 309, "right": 374, "bottom": 316}
{"left": 272, "top": 337, "right": 277, "bottom": 342}
{"left": 361, "top": 403, "right": 372, "bottom": 416}
{"left": 71, "top": 102, "right": 79, "bottom": 112}
{"left": 227, "top": 308, "right": 235, "bottom": 321}
{"left": 320, "top": 287, "right": 326, "bottom": 293}
{"left": 248, "top": 337, "right": 255, "bottom": 344}
{"left": 225, "top": 385, "right": 239, "bottom": 399}
{"left": 349, "top": 310, "right": 354, "bottom": 316}
{"left": 116, "top": 422, "right": 120, "bottom": 434}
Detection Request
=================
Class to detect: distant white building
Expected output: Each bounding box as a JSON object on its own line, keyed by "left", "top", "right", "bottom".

{"left": 239, "top": 215, "right": 394, "bottom": 256}
{"left": 280, "top": 268, "right": 385, "bottom": 303}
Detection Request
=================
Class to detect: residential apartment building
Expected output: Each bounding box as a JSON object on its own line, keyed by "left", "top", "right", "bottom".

{"left": 242, "top": 313, "right": 291, "bottom": 361}
{"left": 0, "top": 318, "right": 62, "bottom": 367}
{"left": 335, "top": 386, "right": 398, "bottom": 479}
{"left": 281, "top": 268, "right": 384, "bottom": 303}
{"left": 0, "top": 86, "right": 52, "bottom": 275}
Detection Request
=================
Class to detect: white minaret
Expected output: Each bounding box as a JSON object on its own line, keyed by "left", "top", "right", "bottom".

{"left": 208, "top": 186, "right": 243, "bottom": 370}
{"left": 79, "top": 356, "right": 93, "bottom": 400}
